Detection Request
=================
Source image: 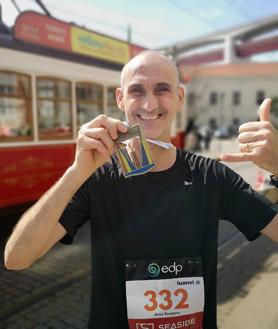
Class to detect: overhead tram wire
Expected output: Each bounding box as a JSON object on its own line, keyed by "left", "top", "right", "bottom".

{"left": 35, "top": 0, "right": 126, "bottom": 32}
{"left": 168, "top": 0, "right": 266, "bottom": 35}
{"left": 28, "top": 0, "right": 160, "bottom": 43}
{"left": 10, "top": 0, "right": 22, "bottom": 13}
{"left": 167, "top": 0, "right": 220, "bottom": 32}
{"left": 35, "top": 0, "right": 52, "bottom": 17}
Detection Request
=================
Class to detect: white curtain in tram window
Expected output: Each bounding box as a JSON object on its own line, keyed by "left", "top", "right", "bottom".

{"left": 77, "top": 103, "right": 101, "bottom": 126}
{"left": 0, "top": 73, "right": 17, "bottom": 94}
{"left": 58, "top": 101, "right": 71, "bottom": 129}
{"left": 37, "top": 80, "right": 55, "bottom": 98}
{"left": 57, "top": 81, "right": 70, "bottom": 99}
{"left": 0, "top": 98, "right": 25, "bottom": 136}
{"left": 39, "top": 100, "right": 55, "bottom": 129}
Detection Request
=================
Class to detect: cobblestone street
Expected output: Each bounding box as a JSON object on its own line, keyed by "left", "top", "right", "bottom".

{"left": 0, "top": 223, "right": 91, "bottom": 329}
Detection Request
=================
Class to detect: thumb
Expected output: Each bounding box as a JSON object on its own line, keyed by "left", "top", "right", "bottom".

{"left": 259, "top": 98, "right": 272, "bottom": 122}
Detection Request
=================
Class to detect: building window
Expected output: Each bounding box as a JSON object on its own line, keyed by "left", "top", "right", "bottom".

{"left": 0, "top": 71, "right": 32, "bottom": 141}
{"left": 209, "top": 92, "right": 218, "bottom": 105}
{"left": 76, "top": 82, "right": 103, "bottom": 127}
{"left": 37, "top": 78, "right": 72, "bottom": 140}
{"left": 232, "top": 91, "right": 241, "bottom": 106}
{"left": 106, "top": 86, "right": 124, "bottom": 120}
{"left": 256, "top": 90, "right": 265, "bottom": 105}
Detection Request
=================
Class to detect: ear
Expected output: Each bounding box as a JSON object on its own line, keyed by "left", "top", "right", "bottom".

{"left": 115, "top": 88, "right": 125, "bottom": 112}
{"left": 177, "top": 85, "right": 185, "bottom": 112}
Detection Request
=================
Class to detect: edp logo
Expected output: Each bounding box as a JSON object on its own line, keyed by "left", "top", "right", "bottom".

{"left": 147, "top": 263, "right": 160, "bottom": 277}
{"left": 147, "top": 262, "right": 182, "bottom": 277}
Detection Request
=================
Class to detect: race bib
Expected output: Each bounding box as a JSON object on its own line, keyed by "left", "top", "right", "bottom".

{"left": 125, "top": 257, "right": 204, "bottom": 329}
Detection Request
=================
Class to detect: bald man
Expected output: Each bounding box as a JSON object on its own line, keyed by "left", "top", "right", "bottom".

{"left": 4, "top": 51, "right": 278, "bottom": 329}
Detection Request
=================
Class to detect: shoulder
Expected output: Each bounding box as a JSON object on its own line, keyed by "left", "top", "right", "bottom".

{"left": 178, "top": 149, "right": 224, "bottom": 175}
{"left": 179, "top": 149, "right": 215, "bottom": 169}
{"left": 178, "top": 149, "right": 243, "bottom": 187}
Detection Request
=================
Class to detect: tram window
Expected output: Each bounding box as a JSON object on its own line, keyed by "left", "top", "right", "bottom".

{"left": 0, "top": 71, "right": 32, "bottom": 141}
{"left": 106, "top": 86, "right": 124, "bottom": 120}
{"left": 76, "top": 83, "right": 103, "bottom": 126}
{"left": 37, "top": 78, "right": 72, "bottom": 139}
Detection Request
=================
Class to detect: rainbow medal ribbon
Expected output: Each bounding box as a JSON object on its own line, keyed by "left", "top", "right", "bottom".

{"left": 114, "top": 124, "right": 155, "bottom": 178}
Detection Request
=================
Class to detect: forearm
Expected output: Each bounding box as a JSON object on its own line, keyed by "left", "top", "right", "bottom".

{"left": 4, "top": 115, "right": 127, "bottom": 270}
{"left": 4, "top": 166, "right": 85, "bottom": 269}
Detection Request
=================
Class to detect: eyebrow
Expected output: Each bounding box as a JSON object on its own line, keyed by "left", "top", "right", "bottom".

{"left": 127, "top": 82, "right": 172, "bottom": 90}
{"left": 128, "top": 83, "right": 143, "bottom": 90}
{"left": 155, "top": 83, "right": 172, "bottom": 89}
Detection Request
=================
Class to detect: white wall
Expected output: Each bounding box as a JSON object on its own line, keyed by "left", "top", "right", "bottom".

{"left": 186, "top": 75, "right": 278, "bottom": 127}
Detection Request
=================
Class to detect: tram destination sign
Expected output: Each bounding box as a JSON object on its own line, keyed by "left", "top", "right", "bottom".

{"left": 14, "top": 11, "right": 145, "bottom": 64}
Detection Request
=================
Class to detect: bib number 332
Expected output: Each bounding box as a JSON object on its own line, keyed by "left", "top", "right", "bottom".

{"left": 144, "top": 288, "right": 189, "bottom": 312}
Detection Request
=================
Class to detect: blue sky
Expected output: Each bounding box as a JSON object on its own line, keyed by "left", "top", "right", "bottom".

{"left": 1, "top": 0, "right": 278, "bottom": 48}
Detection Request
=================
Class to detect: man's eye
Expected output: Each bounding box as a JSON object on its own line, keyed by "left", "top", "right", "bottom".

{"left": 156, "top": 87, "right": 170, "bottom": 94}
{"left": 130, "top": 88, "right": 144, "bottom": 95}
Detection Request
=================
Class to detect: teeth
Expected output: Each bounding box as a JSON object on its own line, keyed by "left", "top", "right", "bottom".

{"left": 139, "top": 114, "right": 159, "bottom": 120}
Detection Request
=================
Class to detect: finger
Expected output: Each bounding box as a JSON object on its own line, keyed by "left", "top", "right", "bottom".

{"left": 89, "top": 115, "right": 127, "bottom": 139}
{"left": 93, "top": 141, "right": 111, "bottom": 161}
{"left": 84, "top": 128, "right": 114, "bottom": 154}
{"left": 239, "top": 143, "right": 250, "bottom": 153}
{"left": 219, "top": 152, "right": 254, "bottom": 162}
{"left": 239, "top": 140, "right": 266, "bottom": 153}
{"left": 80, "top": 136, "right": 111, "bottom": 160}
{"left": 239, "top": 121, "right": 271, "bottom": 133}
{"left": 259, "top": 98, "right": 272, "bottom": 122}
{"left": 238, "top": 130, "right": 267, "bottom": 143}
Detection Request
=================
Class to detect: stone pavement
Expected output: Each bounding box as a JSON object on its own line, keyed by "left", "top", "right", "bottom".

{"left": 220, "top": 249, "right": 278, "bottom": 329}
{"left": 0, "top": 223, "right": 91, "bottom": 329}
{"left": 217, "top": 229, "right": 278, "bottom": 328}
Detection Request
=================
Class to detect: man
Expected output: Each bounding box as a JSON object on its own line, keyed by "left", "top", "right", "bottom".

{"left": 4, "top": 51, "right": 278, "bottom": 329}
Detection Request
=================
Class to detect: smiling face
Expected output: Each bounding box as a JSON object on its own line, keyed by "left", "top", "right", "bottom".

{"left": 116, "top": 51, "right": 184, "bottom": 141}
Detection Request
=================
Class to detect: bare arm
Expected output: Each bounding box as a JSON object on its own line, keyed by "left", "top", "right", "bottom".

{"left": 4, "top": 115, "right": 127, "bottom": 270}
{"left": 4, "top": 168, "right": 84, "bottom": 270}
{"left": 261, "top": 213, "right": 278, "bottom": 242}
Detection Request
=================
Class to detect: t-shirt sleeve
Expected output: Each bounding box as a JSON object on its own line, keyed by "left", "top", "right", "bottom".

{"left": 218, "top": 163, "right": 278, "bottom": 241}
{"left": 59, "top": 180, "right": 90, "bottom": 244}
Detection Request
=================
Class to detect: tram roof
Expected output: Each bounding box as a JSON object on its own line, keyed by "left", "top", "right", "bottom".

{"left": 0, "top": 30, "right": 124, "bottom": 72}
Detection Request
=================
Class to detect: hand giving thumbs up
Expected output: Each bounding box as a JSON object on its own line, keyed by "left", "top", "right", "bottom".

{"left": 220, "top": 98, "right": 278, "bottom": 176}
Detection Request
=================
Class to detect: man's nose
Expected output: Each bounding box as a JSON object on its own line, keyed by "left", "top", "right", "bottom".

{"left": 142, "top": 93, "right": 158, "bottom": 111}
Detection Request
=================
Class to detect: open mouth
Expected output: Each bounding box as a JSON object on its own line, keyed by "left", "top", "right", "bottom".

{"left": 137, "top": 113, "right": 163, "bottom": 120}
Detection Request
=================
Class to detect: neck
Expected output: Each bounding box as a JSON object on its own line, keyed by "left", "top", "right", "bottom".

{"left": 149, "top": 143, "right": 177, "bottom": 171}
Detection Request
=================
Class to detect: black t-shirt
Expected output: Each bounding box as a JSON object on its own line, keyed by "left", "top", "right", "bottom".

{"left": 59, "top": 149, "right": 277, "bottom": 329}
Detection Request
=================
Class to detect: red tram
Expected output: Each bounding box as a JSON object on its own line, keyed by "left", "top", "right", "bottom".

{"left": 0, "top": 11, "right": 186, "bottom": 210}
